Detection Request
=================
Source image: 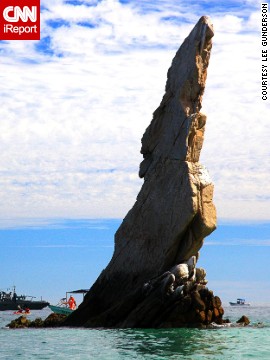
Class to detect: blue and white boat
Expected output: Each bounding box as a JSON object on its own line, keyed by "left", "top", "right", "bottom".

{"left": 229, "top": 298, "right": 250, "bottom": 306}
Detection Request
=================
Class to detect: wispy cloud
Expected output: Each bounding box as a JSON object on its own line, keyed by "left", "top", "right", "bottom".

{"left": 0, "top": 0, "right": 267, "bottom": 224}
{"left": 8, "top": 244, "right": 113, "bottom": 248}
{"left": 205, "top": 239, "right": 270, "bottom": 247}
{"left": 0, "top": 217, "right": 116, "bottom": 229}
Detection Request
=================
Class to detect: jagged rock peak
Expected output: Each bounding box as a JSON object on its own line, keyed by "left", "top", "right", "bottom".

{"left": 64, "top": 16, "right": 217, "bottom": 329}
{"left": 139, "top": 16, "right": 214, "bottom": 178}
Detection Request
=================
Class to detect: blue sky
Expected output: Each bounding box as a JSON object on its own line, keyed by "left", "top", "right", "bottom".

{"left": 0, "top": 219, "right": 270, "bottom": 304}
{"left": 0, "top": 0, "right": 269, "bottom": 305}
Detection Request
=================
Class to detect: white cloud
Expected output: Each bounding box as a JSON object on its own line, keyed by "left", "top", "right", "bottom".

{"left": 214, "top": 14, "right": 244, "bottom": 33}
{"left": 0, "top": 0, "right": 268, "bottom": 224}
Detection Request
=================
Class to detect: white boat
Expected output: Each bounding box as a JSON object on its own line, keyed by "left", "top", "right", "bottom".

{"left": 229, "top": 298, "right": 250, "bottom": 306}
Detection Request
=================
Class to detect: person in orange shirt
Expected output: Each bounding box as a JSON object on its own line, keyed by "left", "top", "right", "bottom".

{"left": 67, "top": 295, "right": 77, "bottom": 310}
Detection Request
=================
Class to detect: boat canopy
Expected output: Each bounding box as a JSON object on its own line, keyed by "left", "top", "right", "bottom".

{"left": 67, "top": 289, "right": 89, "bottom": 294}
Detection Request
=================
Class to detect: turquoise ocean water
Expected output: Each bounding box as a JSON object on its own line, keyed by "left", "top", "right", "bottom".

{"left": 1, "top": 306, "right": 270, "bottom": 359}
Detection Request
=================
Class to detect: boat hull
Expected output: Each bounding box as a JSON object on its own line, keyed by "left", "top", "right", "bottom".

{"left": 0, "top": 300, "right": 49, "bottom": 311}
{"left": 48, "top": 305, "right": 73, "bottom": 316}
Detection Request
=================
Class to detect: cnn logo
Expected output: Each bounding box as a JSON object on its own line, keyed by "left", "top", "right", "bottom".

{"left": 0, "top": 0, "right": 40, "bottom": 40}
{"left": 3, "top": 6, "right": 37, "bottom": 22}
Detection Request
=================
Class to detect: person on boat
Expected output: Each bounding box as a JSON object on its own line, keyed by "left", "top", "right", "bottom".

{"left": 12, "top": 292, "right": 17, "bottom": 302}
{"left": 67, "top": 296, "right": 77, "bottom": 310}
{"left": 24, "top": 307, "right": 30, "bottom": 314}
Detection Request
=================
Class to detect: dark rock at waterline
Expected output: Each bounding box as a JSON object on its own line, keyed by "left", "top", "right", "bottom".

{"left": 236, "top": 315, "right": 250, "bottom": 326}
{"left": 7, "top": 313, "right": 67, "bottom": 329}
{"left": 7, "top": 316, "right": 31, "bottom": 329}
{"left": 65, "top": 16, "right": 217, "bottom": 328}
{"left": 42, "top": 313, "right": 67, "bottom": 327}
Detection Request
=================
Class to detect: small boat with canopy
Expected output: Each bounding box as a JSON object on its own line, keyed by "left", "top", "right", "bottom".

{"left": 229, "top": 298, "right": 251, "bottom": 306}
{"left": 48, "top": 289, "right": 88, "bottom": 315}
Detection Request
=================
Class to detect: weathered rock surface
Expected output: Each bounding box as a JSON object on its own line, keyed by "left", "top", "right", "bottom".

{"left": 236, "top": 315, "right": 250, "bottom": 326}
{"left": 7, "top": 313, "right": 67, "bottom": 329}
{"left": 65, "top": 16, "right": 217, "bottom": 328}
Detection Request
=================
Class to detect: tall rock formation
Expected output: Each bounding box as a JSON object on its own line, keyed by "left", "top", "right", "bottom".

{"left": 65, "top": 16, "right": 220, "bottom": 328}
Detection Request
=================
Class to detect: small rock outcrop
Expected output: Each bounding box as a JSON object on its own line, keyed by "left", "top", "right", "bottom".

{"left": 7, "top": 313, "right": 67, "bottom": 329}
{"left": 65, "top": 16, "right": 219, "bottom": 328}
{"left": 236, "top": 315, "right": 250, "bottom": 326}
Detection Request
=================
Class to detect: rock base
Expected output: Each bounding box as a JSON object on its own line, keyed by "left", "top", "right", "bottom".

{"left": 157, "top": 286, "right": 225, "bottom": 328}
{"left": 6, "top": 309, "right": 252, "bottom": 329}
{"left": 116, "top": 270, "right": 226, "bottom": 328}
{"left": 7, "top": 313, "right": 67, "bottom": 329}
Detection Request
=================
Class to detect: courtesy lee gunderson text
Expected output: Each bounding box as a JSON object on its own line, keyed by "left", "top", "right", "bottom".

{"left": 262, "top": 3, "right": 268, "bottom": 100}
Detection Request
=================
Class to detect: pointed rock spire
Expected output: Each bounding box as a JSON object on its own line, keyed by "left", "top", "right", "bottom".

{"left": 65, "top": 16, "right": 218, "bottom": 328}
